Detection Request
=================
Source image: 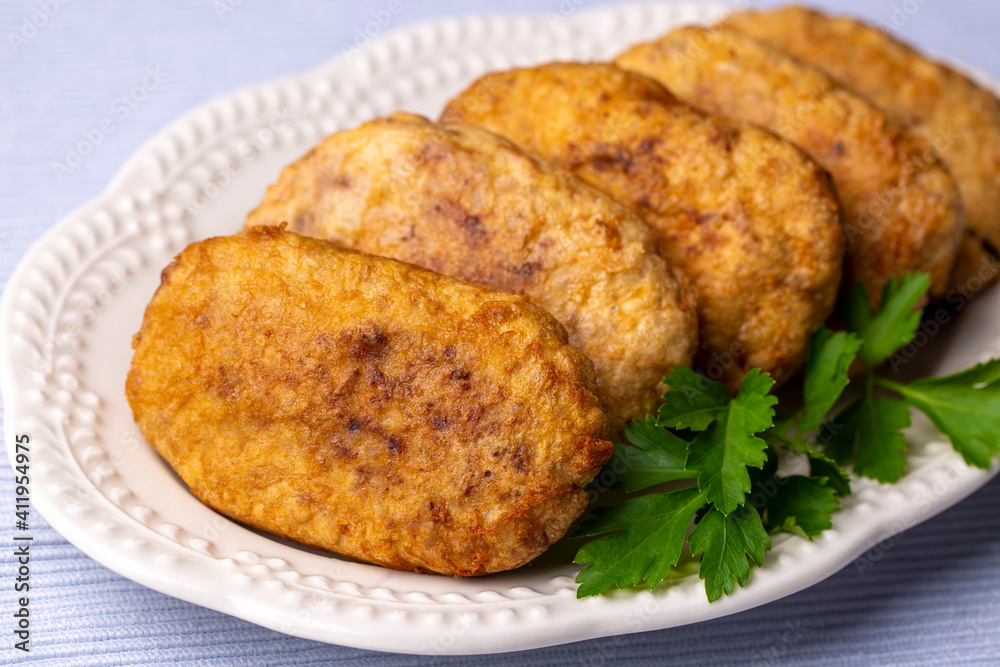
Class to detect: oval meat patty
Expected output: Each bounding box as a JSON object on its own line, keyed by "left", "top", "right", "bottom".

{"left": 616, "top": 26, "right": 966, "bottom": 305}
{"left": 246, "top": 113, "right": 698, "bottom": 432}
{"left": 441, "top": 62, "right": 843, "bottom": 392}
{"left": 725, "top": 5, "right": 1000, "bottom": 286}
{"left": 126, "top": 227, "right": 614, "bottom": 576}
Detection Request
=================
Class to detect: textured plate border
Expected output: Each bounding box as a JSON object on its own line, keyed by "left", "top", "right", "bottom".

{"left": 2, "top": 2, "right": 999, "bottom": 656}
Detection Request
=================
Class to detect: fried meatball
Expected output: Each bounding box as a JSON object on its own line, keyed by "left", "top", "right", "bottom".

{"left": 126, "top": 226, "right": 614, "bottom": 576}
{"left": 616, "top": 26, "right": 966, "bottom": 305}
{"left": 246, "top": 113, "right": 698, "bottom": 432}
{"left": 441, "top": 62, "right": 843, "bottom": 392}
{"left": 725, "top": 5, "right": 1000, "bottom": 282}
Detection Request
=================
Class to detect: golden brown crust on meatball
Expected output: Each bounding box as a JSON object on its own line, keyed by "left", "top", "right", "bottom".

{"left": 246, "top": 113, "right": 698, "bottom": 431}
{"left": 616, "top": 26, "right": 966, "bottom": 305}
{"left": 725, "top": 6, "right": 1000, "bottom": 270}
{"left": 441, "top": 62, "right": 843, "bottom": 391}
{"left": 126, "top": 227, "right": 614, "bottom": 576}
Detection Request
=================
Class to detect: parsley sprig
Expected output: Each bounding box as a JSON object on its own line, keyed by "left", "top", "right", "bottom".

{"left": 573, "top": 273, "right": 1000, "bottom": 602}
{"left": 831, "top": 274, "right": 1000, "bottom": 477}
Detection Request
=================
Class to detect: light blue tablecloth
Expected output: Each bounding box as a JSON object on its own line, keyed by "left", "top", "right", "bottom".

{"left": 2, "top": 1, "right": 999, "bottom": 663}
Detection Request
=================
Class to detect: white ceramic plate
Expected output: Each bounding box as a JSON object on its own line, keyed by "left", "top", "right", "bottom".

{"left": 3, "top": 2, "right": 999, "bottom": 656}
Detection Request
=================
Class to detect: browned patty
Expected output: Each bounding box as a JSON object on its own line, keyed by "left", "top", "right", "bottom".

{"left": 441, "top": 62, "right": 843, "bottom": 392}
{"left": 246, "top": 113, "right": 699, "bottom": 432}
{"left": 725, "top": 5, "right": 1000, "bottom": 279}
{"left": 616, "top": 26, "right": 966, "bottom": 306}
{"left": 126, "top": 226, "right": 613, "bottom": 576}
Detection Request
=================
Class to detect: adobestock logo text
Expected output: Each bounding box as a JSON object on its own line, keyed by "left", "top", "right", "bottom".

{"left": 51, "top": 65, "right": 167, "bottom": 181}
{"left": 8, "top": 0, "right": 71, "bottom": 53}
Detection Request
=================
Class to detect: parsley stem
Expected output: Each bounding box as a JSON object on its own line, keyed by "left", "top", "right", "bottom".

{"left": 873, "top": 376, "right": 907, "bottom": 396}
{"left": 864, "top": 369, "right": 877, "bottom": 408}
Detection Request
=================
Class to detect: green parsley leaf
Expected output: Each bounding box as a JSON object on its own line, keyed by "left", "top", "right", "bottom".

{"left": 689, "top": 503, "right": 771, "bottom": 602}
{"left": 657, "top": 367, "right": 732, "bottom": 430}
{"left": 613, "top": 416, "right": 696, "bottom": 493}
{"left": 778, "top": 436, "right": 851, "bottom": 497}
{"left": 799, "top": 328, "right": 862, "bottom": 433}
{"left": 826, "top": 393, "right": 911, "bottom": 482}
{"left": 808, "top": 457, "right": 852, "bottom": 497}
{"left": 880, "top": 360, "right": 1000, "bottom": 468}
{"left": 573, "top": 488, "right": 707, "bottom": 597}
{"left": 762, "top": 476, "right": 840, "bottom": 538}
{"left": 843, "top": 274, "right": 930, "bottom": 366}
{"left": 747, "top": 443, "right": 779, "bottom": 488}
{"left": 927, "top": 359, "right": 1000, "bottom": 385}
{"left": 684, "top": 370, "right": 777, "bottom": 514}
